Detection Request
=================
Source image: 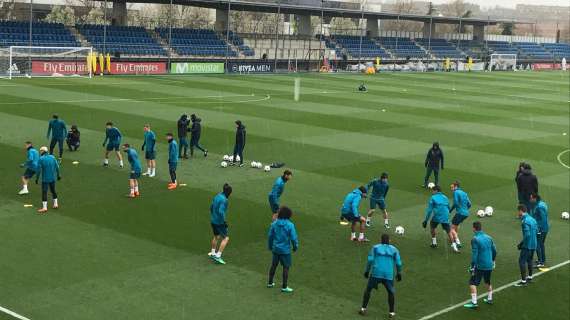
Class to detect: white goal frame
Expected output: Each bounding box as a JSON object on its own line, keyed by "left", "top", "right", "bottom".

{"left": 489, "top": 53, "right": 517, "bottom": 71}
{"left": 1, "top": 46, "right": 93, "bottom": 79}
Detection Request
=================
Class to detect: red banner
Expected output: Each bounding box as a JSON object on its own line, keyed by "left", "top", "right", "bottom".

{"left": 31, "top": 61, "right": 167, "bottom": 75}
{"left": 109, "top": 62, "right": 166, "bottom": 74}
{"left": 532, "top": 63, "right": 561, "bottom": 70}
{"left": 32, "top": 61, "right": 89, "bottom": 75}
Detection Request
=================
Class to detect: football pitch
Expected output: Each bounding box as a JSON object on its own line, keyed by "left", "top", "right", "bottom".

{"left": 0, "top": 71, "right": 568, "bottom": 320}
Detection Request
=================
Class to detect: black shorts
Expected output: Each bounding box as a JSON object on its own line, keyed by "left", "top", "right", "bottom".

{"left": 452, "top": 214, "right": 468, "bottom": 226}
{"left": 430, "top": 221, "right": 450, "bottom": 233}
{"left": 23, "top": 168, "right": 36, "bottom": 179}
{"left": 211, "top": 223, "right": 228, "bottom": 238}
{"left": 367, "top": 277, "right": 395, "bottom": 293}
{"left": 469, "top": 269, "right": 492, "bottom": 286}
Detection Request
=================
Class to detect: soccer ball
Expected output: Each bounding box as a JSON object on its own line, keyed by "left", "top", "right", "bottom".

{"left": 228, "top": 155, "right": 234, "bottom": 162}
{"left": 561, "top": 212, "right": 570, "bottom": 220}
{"left": 395, "top": 226, "right": 405, "bottom": 235}
{"left": 220, "top": 161, "right": 228, "bottom": 168}
{"left": 223, "top": 155, "right": 229, "bottom": 161}
{"left": 256, "top": 162, "right": 263, "bottom": 169}
{"left": 264, "top": 165, "right": 271, "bottom": 172}
{"left": 250, "top": 161, "right": 257, "bottom": 168}
{"left": 477, "top": 210, "right": 486, "bottom": 218}
{"left": 484, "top": 206, "right": 494, "bottom": 216}
{"left": 427, "top": 182, "right": 435, "bottom": 189}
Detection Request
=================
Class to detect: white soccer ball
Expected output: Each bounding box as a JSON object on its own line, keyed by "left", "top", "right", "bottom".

{"left": 223, "top": 155, "right": 229, "bottom": 161}
{"left": 561, "top": 212, "right": 570, "bottom": 220}
{"left": 256, "top": 162, "right": 263, "bottom": 169}
{"left": 395, "top": 226, "right": 405, "bottom": 235}
{"left": 427, "top": 182, "right": 435, "bottom": 189}
{"left": 250, "top": 161, "right": 257, "bottom": 168}
{"left": 228, "top": 155, "right": 234, "bottom": 162}
{"left": 477, "top": 209, "right": 486, "bottom": 218}
{"left": 220, "top": 161, "right": 228, "bottom": 168}
{"left": 264, "top": 165, "right": 271, "bottom": 172}
{"left": 485, "top": 206, "right": 494, "bottom": 216}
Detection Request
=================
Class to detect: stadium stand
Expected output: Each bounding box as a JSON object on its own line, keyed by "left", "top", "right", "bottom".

{"left": 486, "top": 40, "right": 518, "bottom": 55}
{"left": 155, "top": 28, "right": 237, "bottom": 57}
{"left": 541, "top": 43, "right": 570, "bottom": 59}
{"left": 0, "top": 21, "right": 79, "bottom": 47}
{"left": 513, "top": 42, "right": 553, "bottom": 60}
{"left": 228, "top": 31, "right": 255, "bottom": 57}
{"left": 451, "top": 40, "right": 488, "bottom": 59}
{"left": 242, "top": 35, "right": 328, "bottom": 59}
{"left": 415, "top": 38, "right": 464, "bottom": 58}
{"left": 330, "top": 35, "right": 391, "bottom": 59}
{"left": 378, "top": 37, "right": 428, "bottom": 59}
{"left": 76, "top": 24, "right": 165, "bottom": 56}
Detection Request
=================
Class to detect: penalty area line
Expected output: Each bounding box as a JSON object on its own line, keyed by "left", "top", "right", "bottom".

{"left": 418, "top": 259, "right": 570, "bottom": 320}
{"left": 0, "top": 305, "right": 31, "bottom": 320}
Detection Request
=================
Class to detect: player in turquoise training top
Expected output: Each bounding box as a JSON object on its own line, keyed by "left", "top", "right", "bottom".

{"left": 366, "top": 172, "right": 390, "bottom": 228}
{"left": 360, "top": 233, "right": 402, "bottom": 317}
{"left": 142, "top": 124, "right": 157, "bottom": 177}
{"left": 268, "top": 170, "right": 292, "bottom": 220}
{"left": 463, "top": 221, "right": 497, "bottom": 309}
{"left": 209, "top": 183, "right": 233, "bottom": 265}
{"left": 267, "top": 206, "right": 299, "bottom": 293}
{"left": 19, "top": 141, "right": 40, "bottom": 195}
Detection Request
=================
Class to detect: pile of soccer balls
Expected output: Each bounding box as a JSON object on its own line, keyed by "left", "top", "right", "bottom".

{"left": 220, "top": 155, "right": 270, "bottom": 172}
{"left": 476, "top": 206, "right": 494, "bottom": 218}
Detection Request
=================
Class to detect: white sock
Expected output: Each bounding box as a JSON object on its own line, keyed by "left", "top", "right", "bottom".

{"left": 146, "top": 168, "right": 151, "bottom": 174}
{"left": 366, "top": 217, "right": 370, "bottom": 222}
{"left": 130, "top": 188, "right": 134, "bottom": 195}
{"left": 22, "top": 185, "right": 28, "bottom": 191}
{"left": 216, "top": 252, "right": 222, "bottom": 258}
{"left": 42, "top": 201, "right": 47, "bottom": 210}
{"left": 487, "top": 290, "right": 493, "bottom": 300}
{"left": 351, "top": 232, "right": 356, "bottom": 239}
{"left": 456, "top": 238, "right": 461, "bottom": 245}
{"left": 53, "top": 198, "right": 58, "bottom": 207}
{"left": 471, "top": 293, "right": 477, "bottom": 304}
{"left": 210, "top": 249, "right": 216, "bottom": 255}
{"left": 134, "top": 186, "right": 139, "bottom": 193}
{"left": 384, "top": 219, "right": 389, "bottom": 225}
{"left": 119, "top": 160, "right": 124, "bottom": 166}
{"left": 432, "top": 237, "right": 437, "bottom": 245}
{"left": 104, "top": 158, "right": 109, "bottom": 165}
{"left": 151, "top": 168, "right": 156, "bottom": 176}
{"left": 359, "top": 232, "right": 365, "bottom": 239}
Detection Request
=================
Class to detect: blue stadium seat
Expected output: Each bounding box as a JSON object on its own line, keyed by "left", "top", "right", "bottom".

{"left": 76, "top": 24, "right": 166, "bottom": 56}
{"left": 0, "top": 21, "right": 80, "bottom": 48}
{"left": 154, "top": 27, "right": 237, "bottom": 57}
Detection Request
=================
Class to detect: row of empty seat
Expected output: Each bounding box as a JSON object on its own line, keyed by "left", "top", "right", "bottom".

{"left": 1, "top": 21, "right": 569, "bottom": 60}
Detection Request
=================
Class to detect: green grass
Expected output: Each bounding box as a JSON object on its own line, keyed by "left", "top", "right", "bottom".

{"left": 0, "top": 71, "right": 568, "bottom": 320}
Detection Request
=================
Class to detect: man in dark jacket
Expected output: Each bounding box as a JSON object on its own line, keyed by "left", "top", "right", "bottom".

{"left": 66, "top": 125, "right": 80, "bottom": 151}
{"left": 177, "top": 114, "right": 189, "bottom": 159}
{"left": 190, "top": 114, "right": 208, "bottom": 158}
{"left": 515, "top": 163, "right": 538, "bottom": 210}
{"left": 423, "top": 142, "right": 444, "bottom": 187}
{"left": 232, "top": 120, "right": 246, "bottom": 167}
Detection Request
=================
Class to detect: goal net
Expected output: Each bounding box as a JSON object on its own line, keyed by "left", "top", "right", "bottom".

{"left": 0, "top": 46, "right": 93, "bottom": 79}
{"left": 489, "top": 53, "right": 517, "bottom": 71}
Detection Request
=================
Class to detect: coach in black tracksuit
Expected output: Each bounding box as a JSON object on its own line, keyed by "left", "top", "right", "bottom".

{"left": 190, "top": 114, "right": 208, "bottom": 157}
{"left": 177, "top": 114, "right": 190, "bottom": 158}
{"left": 423, "top": 142, "right": 444, "bottom": 187}
{"left": 515, "top": 163, "right": 538, "bottom": 210}
{"left": 232, "top": 120, "right": 246, "bottom": 167}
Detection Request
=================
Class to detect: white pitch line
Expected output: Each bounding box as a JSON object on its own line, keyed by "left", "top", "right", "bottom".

{"left": 418, "top": 259, "right": 570, "bottom": 320}
{"left": 0, "top": 305, "right": 31, "bottom": 320}
{"left": 557, "top": 149, "right": 570, "bottom": 169}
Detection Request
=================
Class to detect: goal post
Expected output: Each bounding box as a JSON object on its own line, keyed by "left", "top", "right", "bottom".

{"left": 489, "top": 53, "right": 517, "bottom": 71}
{"left": 0, "top": 46, "right": 93, "bottom": 79}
